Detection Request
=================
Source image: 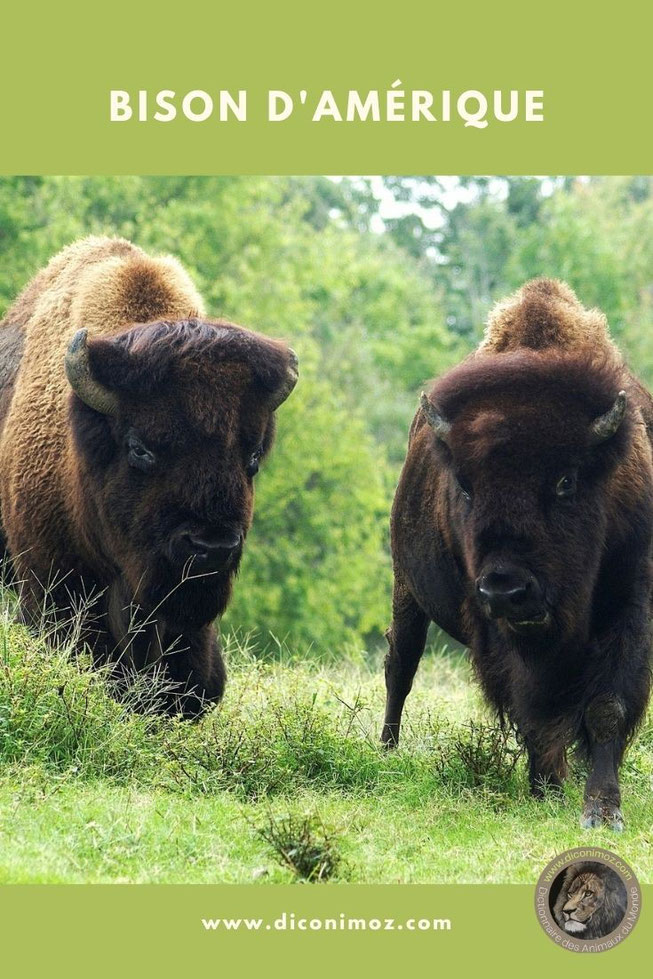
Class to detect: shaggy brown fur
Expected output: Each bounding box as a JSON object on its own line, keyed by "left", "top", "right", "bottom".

{"left": 384, "top": 279, "right": 653, "bottom": 830}
{"left": 0, "top": 237, "right": 298, "bottom": 716}
{"left": 480, "top": 278, "right": 620, "bottom": 355}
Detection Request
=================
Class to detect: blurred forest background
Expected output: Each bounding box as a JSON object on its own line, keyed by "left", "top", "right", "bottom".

{"left": 0, "top": 175, "right": 651, "bottom": 655}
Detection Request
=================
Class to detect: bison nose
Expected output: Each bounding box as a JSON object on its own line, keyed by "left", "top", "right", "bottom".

{"left": 476, "top": 570, "right": 538, "bottom": 619}
{"left": 181, "top": 530, "right": 243, "bottom": 570}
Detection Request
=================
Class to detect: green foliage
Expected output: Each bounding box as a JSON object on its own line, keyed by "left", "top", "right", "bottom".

{"left": 225, "top": 376, "right": 391, "bottom": 650}
{"left": 379, "top": 175, "right": 653, "bottom": 348}
{"left": 506, "top": 186, "right": 632, "bottom": 333}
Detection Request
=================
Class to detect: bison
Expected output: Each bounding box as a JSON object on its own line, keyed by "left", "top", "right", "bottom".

{"left": 0, "top": 236, "right": 298, "bottom": 716}
{"left": 382, "top": 279, "right": 653, "bottom": 829}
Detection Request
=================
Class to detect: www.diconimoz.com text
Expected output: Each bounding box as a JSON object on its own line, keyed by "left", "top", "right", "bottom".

{"left": 201, "top": 913, "right": 452, "bottom": 933}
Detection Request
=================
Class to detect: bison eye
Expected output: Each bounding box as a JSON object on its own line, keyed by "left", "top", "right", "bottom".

{"left": 556, "top": 472, "right": 577, "bottom": 499}
{"left": 127, "top": 434, "right": 156, "bottom": 472}
{"left": 246, "top": 446, "right": 263, "bottom": 479}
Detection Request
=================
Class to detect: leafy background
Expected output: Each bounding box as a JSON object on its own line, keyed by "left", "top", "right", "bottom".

{"left": 1, "top": 175, "right": 652, "bottom": 655}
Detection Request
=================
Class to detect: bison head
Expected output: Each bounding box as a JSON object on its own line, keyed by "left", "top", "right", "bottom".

{"left": 420, "top": 350, "right": 634, "bottom": 646}
{"left": 65, "top": 319, "right": 298, "bottom": 631}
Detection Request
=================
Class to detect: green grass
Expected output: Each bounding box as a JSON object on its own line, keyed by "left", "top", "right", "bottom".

{"left": 0, "top": 596, "right": 651, "bottom": 884}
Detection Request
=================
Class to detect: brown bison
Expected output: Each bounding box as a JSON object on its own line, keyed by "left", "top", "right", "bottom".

{"left": 0, "top": 237, "right": 298, "bottom": 715}
{"left": 383, "top": 279, "right": 653, "bottom": 829}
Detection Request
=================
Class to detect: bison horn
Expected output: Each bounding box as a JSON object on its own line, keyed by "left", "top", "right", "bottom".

{"left": 269, "top": 348, "right": 299, "bottom": 411}
{"left": 420, "top": 392, "right": 452, "bottom": 441}
{"left": 589, "top": 390, "right": 627, "bottom": 444}
{"left": 65, "top": 329, "right": 119, "bottom": 416}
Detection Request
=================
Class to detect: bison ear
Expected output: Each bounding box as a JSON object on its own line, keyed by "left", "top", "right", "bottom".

{"left": 589, "top": 390, "right": 627, "bottom": 445}
{"left": 268, "top": 348, "right": 299, "bottom": 411}
{"left": 65, "top": 330, "right": 120, "bottom": 416}
{"left": 420, "top": 392, "right": 452, "bottom": 442}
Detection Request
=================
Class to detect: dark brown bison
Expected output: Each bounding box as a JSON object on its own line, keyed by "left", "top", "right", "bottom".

{"left": 383, "top": 279, "right": 653, "bottom": 829}
{"left": 0, "top": 236, "right": 298, "bottom": 716}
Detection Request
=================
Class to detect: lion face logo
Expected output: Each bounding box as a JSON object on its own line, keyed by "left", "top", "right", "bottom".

{"left": 559, "top": 873, "right": 605, "bottom": 933}
{"left": 552, "top": 862, "right": 628, "bottom": 940}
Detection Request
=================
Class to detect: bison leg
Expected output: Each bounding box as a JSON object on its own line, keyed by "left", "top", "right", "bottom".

{"left": 98, "top": 586, "right": 227, "bottom": 719}
{"left": 381, "top": 580, "right": 429, "bottom": 747}
{"left": 526, "top": 738, "right": 566, "bottom": 798}
{"left": 581, "top": 695, "right": 626, "bottom": 832}
{"left": 161, "top": 624, "right": 227, "bottom": 719}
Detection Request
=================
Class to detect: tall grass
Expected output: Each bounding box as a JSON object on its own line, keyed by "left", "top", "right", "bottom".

{"left": 0, "top": 583, "right": 651, "bottom": 883}
{"left": 0, "top": 594, "right": 530, "bottom": 802}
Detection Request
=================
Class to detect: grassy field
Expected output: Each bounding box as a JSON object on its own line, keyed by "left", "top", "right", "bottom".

{"left": 0, "top": 593, "right": 651, "bottom": 885}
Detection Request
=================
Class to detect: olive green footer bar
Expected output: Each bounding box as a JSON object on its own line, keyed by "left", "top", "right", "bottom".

{"left": 0, "top": 884, "right": 649, "bottom": 975}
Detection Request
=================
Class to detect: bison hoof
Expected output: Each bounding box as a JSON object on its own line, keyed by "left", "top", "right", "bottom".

{"left": 580, "top": 800, "right": 624, "bottom": 832}
{"left": 380, "top": 725, "right": 399, "bottom": 749}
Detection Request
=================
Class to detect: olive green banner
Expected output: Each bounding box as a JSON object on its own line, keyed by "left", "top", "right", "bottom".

{"left": 0, "top": 0, "right": 651, "bottom": 174}
{"left": 0, "top": 883, "right": 649, "bottom": 975}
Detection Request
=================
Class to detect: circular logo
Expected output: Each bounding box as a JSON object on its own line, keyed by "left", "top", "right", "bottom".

{"left": 534, "top": 847, "right": 641, "bottom": 952}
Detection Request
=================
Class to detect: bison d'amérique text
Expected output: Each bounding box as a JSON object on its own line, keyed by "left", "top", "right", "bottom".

{"left": 383, "top": 279, "right": 653, "bottom": 829}
{"left": 0, "top": 237, "right": 298, "bottom": 716}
